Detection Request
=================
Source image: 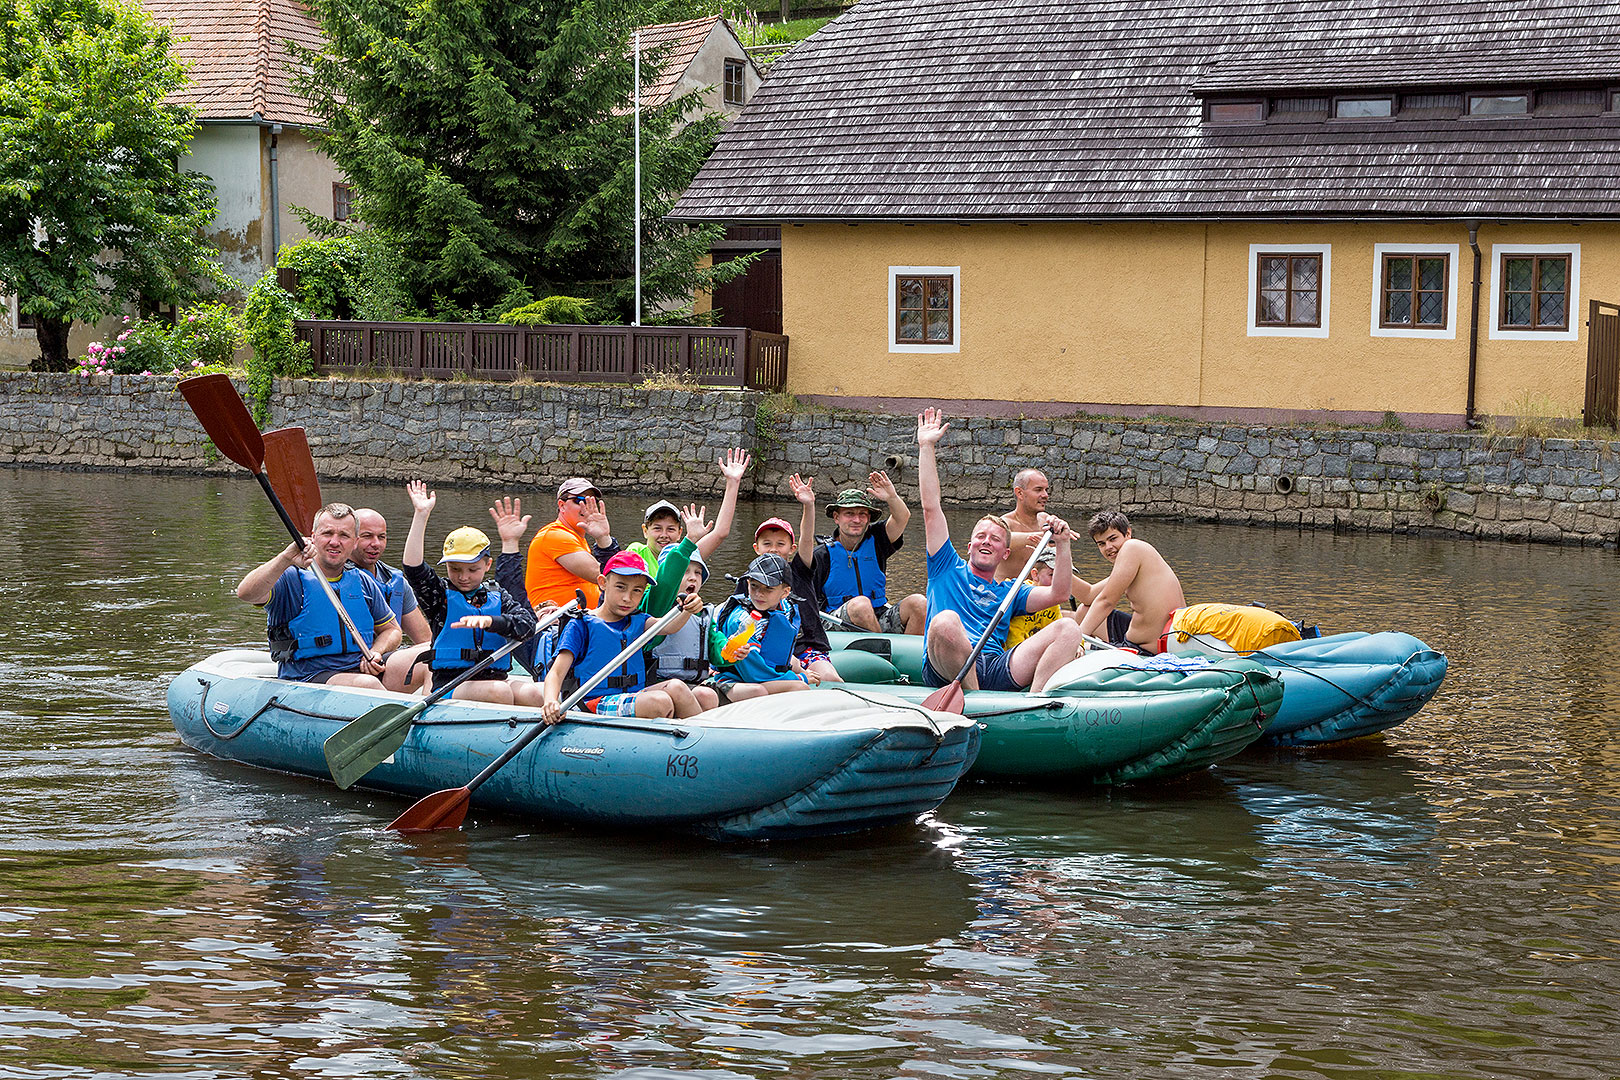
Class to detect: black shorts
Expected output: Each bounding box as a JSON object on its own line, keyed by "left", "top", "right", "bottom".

{"left": 1105, "top": 610, "right": 1152, "bottom": 653}
{"left": 431, "top": 666, "right": 509, "bottom": 683}
{"left": 304, "top": 666, "right": 364, "bottom": 685}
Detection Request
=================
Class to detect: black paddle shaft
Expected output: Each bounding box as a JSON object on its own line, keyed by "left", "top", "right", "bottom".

{"left": 255, "top": 471, "right": 309, "bottom": 550}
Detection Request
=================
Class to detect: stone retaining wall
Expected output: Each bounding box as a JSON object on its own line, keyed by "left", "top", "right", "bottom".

{"left": 4, "top": 371, "right": 1619, "bottom": 546}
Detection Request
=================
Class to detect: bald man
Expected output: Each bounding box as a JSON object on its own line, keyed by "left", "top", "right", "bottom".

{"left": 354, "top": 506, "right": 434, "bottom": 692}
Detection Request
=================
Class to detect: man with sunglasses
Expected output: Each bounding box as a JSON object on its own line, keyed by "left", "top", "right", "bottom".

{"left": 235, "top": 501, "right": 401, "bottom": 687}
{"left": 524, "top": 477, "right": 621, "bottom": 611}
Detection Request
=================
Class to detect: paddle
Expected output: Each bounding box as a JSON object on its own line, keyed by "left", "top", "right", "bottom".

{"left": 262, "top": 427, "right": 321, "bottom": 535}
{"left": 323, "top": 598, "right": 580, "bottom": 789}
{"left": 178, "top": 374, "right": 378, "bottom": 664}
{"left": 387, "top": 600, "right": 693, "bottom": 834}
{"left": 921, "top": 526, "right": 1055, "bottom": 714}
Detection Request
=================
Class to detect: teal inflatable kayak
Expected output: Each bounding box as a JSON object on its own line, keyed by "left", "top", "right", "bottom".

{"left": 169, "top": 650, "right": 980, "bottom": 841}
{"left": 824, "top": 633, "right": 1280, "bottom": 783}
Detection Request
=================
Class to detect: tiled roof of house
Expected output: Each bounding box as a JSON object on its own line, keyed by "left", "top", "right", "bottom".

{"left": 144, "top": 0, "right": 326, "bottom": 128}
{"left": 669, "top": 0, "right": 1620, "bottom": 223}
{"left": 636, "top": 15, "right": 721, "bottom": 108}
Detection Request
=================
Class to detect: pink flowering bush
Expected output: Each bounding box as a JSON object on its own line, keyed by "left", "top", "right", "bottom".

{"left": 73, "top": 304, "right": 242, "bottom": 377}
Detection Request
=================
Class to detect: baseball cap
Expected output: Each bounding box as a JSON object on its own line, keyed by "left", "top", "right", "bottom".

{"left": 1035, "top": 547, "right": 1059, "bottom": 565}
{"left": 439, "top": 527, "right": 491, "bottom": 563}
{"left": 754, "top": 517, "right": 796, "bottom": 542}
{"left": 557, "top": 477, "right": 601, "bottom": 500}
{"left": 602, "top": 550, "right": 656, "bottom": 582}
{"left": 742, "top": 552, "right": 791, "bottom": 588}
{"left": 826, "top": 488, "right": 884, "bottom": 518}
{"left": 643, "top": 499, "right": 682, "bottom": 523}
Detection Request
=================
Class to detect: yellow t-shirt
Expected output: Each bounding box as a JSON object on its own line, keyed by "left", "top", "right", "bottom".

{"left": 1006, "top": 600, "right": 1060, "bottom": 648}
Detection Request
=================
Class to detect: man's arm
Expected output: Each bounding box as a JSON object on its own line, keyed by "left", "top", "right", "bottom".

{"left": 916, "top": 408, "right": 950, "bottom": 556}
{"left": 577, "top": 496, "right": 620, "bottom": 567}
{"left": 402, "top": 608, "right": 433, "bottom": 645}
{"left": 697, "top": 447, "right": 750, "bottom": 560}
{"left": 868, "top": 470, "right": 911, "bottom": 544}
{"left": 236, "top": 540, "right": 308, "bottom": 605}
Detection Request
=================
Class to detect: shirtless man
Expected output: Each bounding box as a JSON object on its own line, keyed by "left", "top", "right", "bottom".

{"left": 1075, "top": 511, "right": 1186, "bottom": 654}
{"left": 353, "top": 507, "right": 435, "bottom": 693}
{"left": 993, "top": 468, "right": 1052, "bottom": 581}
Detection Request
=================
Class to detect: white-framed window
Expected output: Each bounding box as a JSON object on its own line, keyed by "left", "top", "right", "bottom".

{"left": 888, "top": 265, "right": 960, "bottom": 353}
{"left": 1247, "top": 244, "right": 1330, "bottom": 338}
{"left": 1489, "top": 243, "right": 1580, "bottom": 342}
{"left": 1371, "top": 243, "right": 1460, "bottom": 339}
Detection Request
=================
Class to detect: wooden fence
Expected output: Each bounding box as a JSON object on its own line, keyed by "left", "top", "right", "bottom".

{"left": 1584, "top": 300, "right": 1620, "bottom": 429}
{"left": 295, "top": 320, "right": 789, "bottom": 392}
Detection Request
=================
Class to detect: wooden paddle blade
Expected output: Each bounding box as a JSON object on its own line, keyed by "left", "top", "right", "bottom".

{"left": 323, "top": 702, "right": 419, "bottom": 789}
{"left": 178, "top": 373, "right": 263, "bottom": 471}
{"left": 388, "top": 787, "right": 470, "bottom": 833}
{"left": 921, "top": 680, "right": 966, "bottom": 715}
{"left": 262, "top": 427, "right": 321, "bottom": 534}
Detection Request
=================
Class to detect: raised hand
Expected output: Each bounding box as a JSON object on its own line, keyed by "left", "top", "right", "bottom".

{"left": 488, "top": 496, "right": 531, "bottom": 545}
{"left": 406, "top": 479, "right": 436, "bottom": 516}
{"left": 867, "top": 469, "right": 898, "bottom": 501}
{"left": 719, "top": 447, "right": 751, "bottom": 483}
{"left": 681, "top": 503, "right": 713, "bottom": 542}
{"left": 916, "top": 408, "right": 948, "bottom": 447}
{"left": 789, "top": 473, "right": 815, "bottom": 505}
{"left": 579, "top": 495, "right": 612, "bottom": 545}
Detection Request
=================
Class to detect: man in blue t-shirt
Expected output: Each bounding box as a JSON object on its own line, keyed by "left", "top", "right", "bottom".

{"left": 236, "top": 502, "right": 401, "bottom": 687}
{"left": 916, "top": 408, "right": 1083, "bottom": 693}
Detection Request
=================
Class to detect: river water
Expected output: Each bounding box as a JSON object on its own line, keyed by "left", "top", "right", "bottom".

{"left": 1, "top": 465, "right": 1616, "bottom": 1079}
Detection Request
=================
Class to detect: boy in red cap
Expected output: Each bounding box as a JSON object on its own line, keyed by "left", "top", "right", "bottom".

{"left": 541, "top": 551, "right": 706, "bottom": 722}
{"left": 401, "top": 480, "right": 542, "bottom": 705}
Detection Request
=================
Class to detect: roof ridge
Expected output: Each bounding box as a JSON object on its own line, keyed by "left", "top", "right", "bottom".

{"left": 252, "top": 0, "right": 271, "bottom": 119}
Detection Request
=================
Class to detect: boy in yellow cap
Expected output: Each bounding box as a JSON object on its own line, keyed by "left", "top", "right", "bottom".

{"left": 401, "top": 479, "right": 542, "bottom": 705}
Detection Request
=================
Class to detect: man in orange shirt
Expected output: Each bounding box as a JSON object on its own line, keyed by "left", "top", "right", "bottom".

{"left": 525, "top": 477, "right": 620, "bottom": 610}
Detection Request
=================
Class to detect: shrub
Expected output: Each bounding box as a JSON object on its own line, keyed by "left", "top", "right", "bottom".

{"left": 278, "top": 233, "right": 415, "bottom": 321}
{"left": 74, "top": 304, "right": 243, "bottom": 378}
{"left": 497, "top": 296, "right": 595, "bottom": 325}
{"left": 241, "top": 273, "right": 311, "bottom": 423}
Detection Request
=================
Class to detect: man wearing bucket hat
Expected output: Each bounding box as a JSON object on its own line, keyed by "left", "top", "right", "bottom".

{"left": 401, "top": 480, "right": 543, "bottom": 706}
{"left": 811, "top": 471, "right": 926, "bottom": 635}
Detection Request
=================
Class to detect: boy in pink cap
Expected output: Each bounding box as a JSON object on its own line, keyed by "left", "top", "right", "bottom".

{"left": 541, "top": 551, "right": 706, "bottom": 722}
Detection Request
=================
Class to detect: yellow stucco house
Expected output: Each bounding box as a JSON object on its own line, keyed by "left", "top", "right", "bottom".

{"left": 670, "top": 0, "right": 1620, "bottom": 429}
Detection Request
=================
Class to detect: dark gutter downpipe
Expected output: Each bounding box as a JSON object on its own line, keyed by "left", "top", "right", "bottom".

{"left": 268, "top": 122, "right": 282, "bottom": 262}
{"left": 1466, "top": 221, "right": 1482, "bottom": 429}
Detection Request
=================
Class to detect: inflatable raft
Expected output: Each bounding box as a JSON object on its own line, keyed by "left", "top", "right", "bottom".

{"left": 168, "top": 650, "right": 981, "bottom": 841}
{"left": 824, "top": 633, "right": 1281, "bottom": 783}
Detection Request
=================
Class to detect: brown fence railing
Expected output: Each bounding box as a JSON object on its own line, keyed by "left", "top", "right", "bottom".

{"left": 295, "top": 320, "right": 788, "bottom": 392}
{"left": 1584, "top": 300, "right": 1620, "bottom": 429}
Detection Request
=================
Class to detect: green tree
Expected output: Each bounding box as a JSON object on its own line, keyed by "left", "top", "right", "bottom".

{"left": 296, "top": 0, "right": 747, "bottom": 322}
{"left": 0, "top": 0, "right": 223, "bottom": 370}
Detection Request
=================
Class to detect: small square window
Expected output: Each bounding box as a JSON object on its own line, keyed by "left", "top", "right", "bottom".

{"left": 1256, "top": 253, "right": 1322, "bottom": 328}
{"left": 1380, "top": 254, "right": 1450, "bottom": 330}
{"left": 1207, "top": 100, "right": 1265, "bottom": 123}
{"left": 333, "top": 182, "right": 354, "bottom": 222}
{"left": 1468, "top": 94, "right": 1529, "bottom": 116}
{"left": 895, "top": 274, "right": 953, "bottom": 345}
{"left": 1334, "top": 97, "right": 1393, "bottom": 119}
{"left": 1500, "top": 254, "right": 1571, "bottom": 331}
{"left": 15, "top": 301, "right": 35, "bottom": 330}
{"left": 723, "top": 59, "right": 746, "bottom": 106}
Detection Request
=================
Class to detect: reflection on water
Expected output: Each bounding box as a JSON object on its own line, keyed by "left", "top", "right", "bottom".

{"left": 3, "top": 465, "right": 1619, "bottom": 1078}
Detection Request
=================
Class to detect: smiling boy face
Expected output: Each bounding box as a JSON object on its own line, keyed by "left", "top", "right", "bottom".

{"left": 643, "top": 511, "right": 683, "bottom": 551}
{"left": 754, "top": 528, "right": 794, "bottom": 557}
{"left": 1093, "top": 527, "right": 1130, "bottom": 562}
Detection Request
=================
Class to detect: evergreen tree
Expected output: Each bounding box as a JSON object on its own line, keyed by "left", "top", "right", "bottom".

{"left": 0, "top": 0, "right": 221, "bottom": 371}
{"left": 297, "top": 0, "right": 746, "bottom": 321}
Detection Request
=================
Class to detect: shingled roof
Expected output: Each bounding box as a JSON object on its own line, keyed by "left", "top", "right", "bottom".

{"left": 144, "top": 0, "right": 326, "bottom": 128}
{"left": 637, "top": 15, "right": 735, "bottom": 109}
{"left": 669, "top": 0, "right": 1620, "bottom": 223}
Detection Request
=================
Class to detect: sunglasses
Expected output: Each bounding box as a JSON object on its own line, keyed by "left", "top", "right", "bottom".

{"left": 563, "top": 495, "right": 592, "bottom": 505}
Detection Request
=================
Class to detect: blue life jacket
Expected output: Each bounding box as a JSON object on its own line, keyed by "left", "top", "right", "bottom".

{"left": 432, "top": 587, "right": 509, "bottom": 672}
{"left": 711, "top": 596, "right": 799, "bottom": 683}
{"left": 571, "top": 612, "right": 650, "bottom": 694}
{"left": 820, "top": 532, "right": 887, "bottom": 610}
{"left": 268, "top": 566, "right": 375, "bottom": 662}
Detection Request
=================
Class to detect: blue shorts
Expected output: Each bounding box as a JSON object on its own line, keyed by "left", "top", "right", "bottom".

{"left": 922, "top": 648, "right": 1025, "bottom": 693}
{"left": 585, "top": 692, "right": 638, "bottom": 717}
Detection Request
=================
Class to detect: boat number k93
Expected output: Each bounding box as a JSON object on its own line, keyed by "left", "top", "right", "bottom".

{"left": 1084, "top": 708, "right": 1124, "bottom": 728}
{"left": 667, "top": 754, "right": 699, "bottom": 779}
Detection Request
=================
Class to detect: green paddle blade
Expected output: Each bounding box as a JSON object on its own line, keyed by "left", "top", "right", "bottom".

{"left": 323, "top": 701, "right": 423, "bottom": 789}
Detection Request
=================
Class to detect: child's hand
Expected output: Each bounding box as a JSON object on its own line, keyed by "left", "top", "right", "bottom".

{"left": 542, "top": 698, "right": 564, "bottom": 724}
{"left": 677, "top": 591, "right": 704, "bottom": 614}
{"left": 719, "top": 447, "right": 751, "bottom": 483}
{"left": 681, "top": 503, "right": 712, "bottom": 542}
{"left": 789, "top": 473, "right": 814, "bottom": 506}
{"left": 802, "top": 669, "right": 822, "bottom": 686}
{"left": 450, "top": 615, "right": 494, "bottom": 630}
{"left": 488, "top": 496, "right": 531, "bottom": 544}
{"left": 406, "top": 479, "right": 435, "bottom": 515}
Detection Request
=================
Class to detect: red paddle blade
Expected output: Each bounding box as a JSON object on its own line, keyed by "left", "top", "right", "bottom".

{"left": 388, "top": 787, "right": 471, "bottom": 833}
{"left": 179, "top": 373, "right": 264, "bottom": 472}
{"left": 263, "top": 427, "right": 322, "bottom": 535}
{"left": 921, "top": 680, "right": 966, "bottom": 714}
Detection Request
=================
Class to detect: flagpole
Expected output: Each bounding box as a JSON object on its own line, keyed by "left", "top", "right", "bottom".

{"left": 633, "top": 27, "right": 642, "bottom": 328}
